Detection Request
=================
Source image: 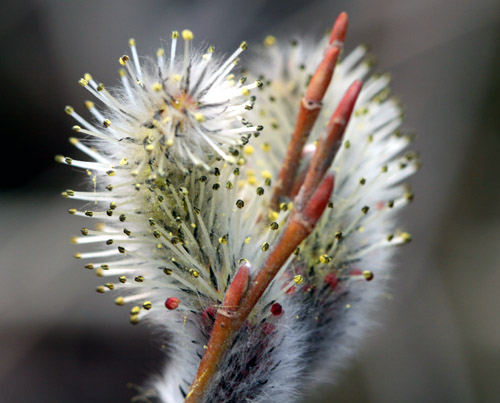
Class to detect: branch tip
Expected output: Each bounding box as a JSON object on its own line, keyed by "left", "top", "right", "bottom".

{"left": 329, "top": 11, "right": 348, "bottom": 46}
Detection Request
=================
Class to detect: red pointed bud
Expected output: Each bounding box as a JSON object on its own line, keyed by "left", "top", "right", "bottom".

{"left": 329, "top": 12, "right": 348, "bottom": 46}
{"left": 302, "top": 174, "right": 334, "bottom": 225}
{"left": 297, "top": 80, "right": 362, "bottom": 208}
{"left": 305, "top": 47, "right": 340, "bottom": 102}
{"left": 223, "top": 263, "right": 250, "bottom": 311}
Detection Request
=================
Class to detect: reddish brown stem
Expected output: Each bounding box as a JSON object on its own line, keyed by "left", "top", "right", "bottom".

{"left": 270, "top": 12, "right": 348, "bottom": 211}
{"left": 186, "top": 177, "right": 334, "bottom": 403}
{"left": 296, "top": 80, "right": 362, "bottom": 210}
{"left": 186, "top": 263, "right": 250, "bottom": 401}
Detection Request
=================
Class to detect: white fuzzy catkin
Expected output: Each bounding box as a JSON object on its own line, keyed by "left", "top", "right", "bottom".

{"left": 60, "top": 29, "right": 417, "bottom": 403}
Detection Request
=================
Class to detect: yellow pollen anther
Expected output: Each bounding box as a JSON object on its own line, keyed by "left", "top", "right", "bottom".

{"left": 152, "top": 82, "right": 163, "bottom": 92}
{"left": 171, "top": 31, "right": 179, "bottom": 39}
{"left": 119, "top": 55, "right": 129, "bottom": 66}
{"left": 115, "top": 297, "right": 124, "bottom": 306}
{"left": 84, "top": 100, "right": 95, "bottom": 110}
{"left": 157, "top": 48, "right": 165, "bottom": 57}
{"left": 128, "top": 38, "right": 136, "bottom": 46}
{"left": 241, "top": 88, "right": 250, "bottom": 96}
{"left": 319, "top": 254, "right": 331, "bottom": 264}
{"left": 261, "top": 143, "right": 271, "bottom": 152}
{"left": 119, "top": 68, "right": 127, "bottom": 77}
{"left": 243, "top": 145, "right": 254, "bottom": 155}
{"left": 64, "top": 106, "right": 74, "bottom": 115}
{"left": 194, "top": 113, "right": 205, "bottom": 122}
{"left": 182, "top": 29, "right": 194, "bottom": 40}
{"left": 294, "top": 275, "right": 303, "bottom": 285}
{"left": 79, "top": 78, "right": 88, "bottom": 87}
{"left": 264, "top": 35, "right": 276, "bottom": 47}
{"left": 261, "top": 170, "right": 272, "bottom": 179}
{"left": 269, "top": 211, "right": 279, "bottom": 221}
{"left": 171, "top": 74, "right": 181, "bottom": 82}
{"left": 400, "top": 232, "right": 412, "bottom": 243}
{"left": 84, "top": 73, "right": 92, "bottom": 81}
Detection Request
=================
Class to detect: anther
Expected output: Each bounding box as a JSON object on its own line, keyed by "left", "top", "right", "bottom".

{"left": 165, "top": 297, "right": 180, "bottom": 310}
{"left": 270, "top": 303, "right": 282, "bottom": 316}
{"left": 119, "top": 55, "right": 130, "bottom": 65}
{"left": 182, "top": 29, "right": 194, "bottom": 40}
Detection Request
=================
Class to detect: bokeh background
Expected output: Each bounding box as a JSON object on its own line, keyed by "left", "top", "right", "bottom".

{"left": 1, "top": 0, "right": 499, "bottom": 401}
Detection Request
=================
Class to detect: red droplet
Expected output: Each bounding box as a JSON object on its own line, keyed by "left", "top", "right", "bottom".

{"left": 286, "top": 285, "right": 296, "bottom": 295}
{"left": 376, "top": 201, "right": 385, "bottom": 210}
{"left": 270, "top": 302, "right": 283, "bottom": 316}
{"left": 324, "top": 273, "right": 338, "bottom": 289}
{"left": 165, "top": 297, "right": 180, "bottom": 310}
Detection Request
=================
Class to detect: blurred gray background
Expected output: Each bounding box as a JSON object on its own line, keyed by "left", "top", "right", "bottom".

{"left": 1, "top": 0, "right": 499, "bottom": 401}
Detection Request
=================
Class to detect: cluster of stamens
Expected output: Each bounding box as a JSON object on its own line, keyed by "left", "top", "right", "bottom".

{"left": 60, "top": 12, "right": 418, "bottom": 403}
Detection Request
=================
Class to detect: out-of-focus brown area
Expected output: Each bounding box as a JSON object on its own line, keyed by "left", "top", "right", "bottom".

{"left": 1, "top": 0, "right": 499, "bottom": 401}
